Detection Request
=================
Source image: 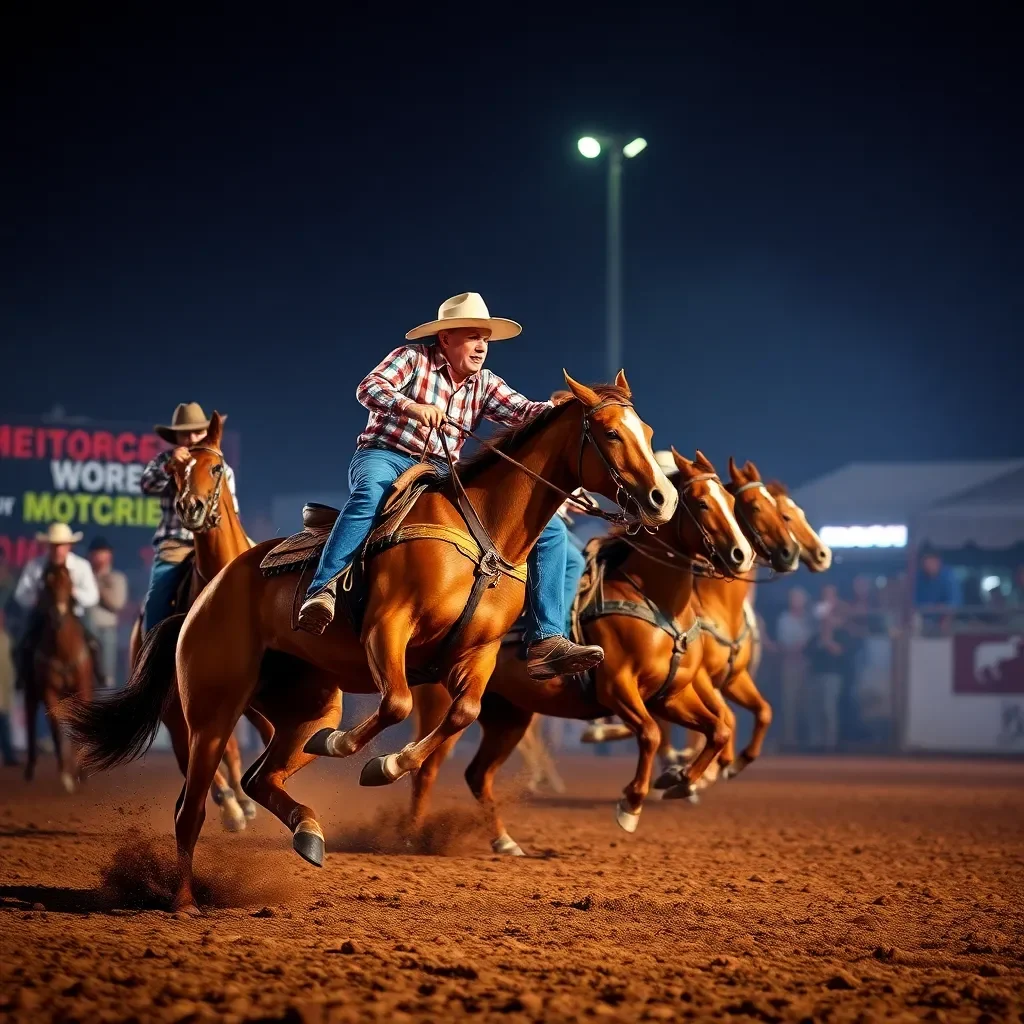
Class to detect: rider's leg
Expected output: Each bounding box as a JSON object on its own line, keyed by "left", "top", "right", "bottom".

{"left": 143, "top": 557, "right": 188, "bottom": 634}
{"left": 523, "top": 516, "right": 604, "bottom": 679}
{"left": 562, "top": 533, "right": 586, "bottom": 635}
{"left": 298, "top": 447, "right": 421, "bottom": 633}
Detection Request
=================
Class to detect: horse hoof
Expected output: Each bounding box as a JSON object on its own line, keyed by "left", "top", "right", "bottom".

{"left": 303, "top": 728, "right": 336, "bottom": 756}
{"left": 492, "top": 833, "right": 525, "bottom": 857}
{"left": 663, "top": 781, "right": 696, "bottom": 801}
{"left": 614, "top": 799, "right": 641, "bottom": 834}
{"left": 239, "top": 797, "right": 258, "bottom": 820}
{"left": 652, "top": 765, "right": 686, "bottom": 790}
{"left": 220, "top": 797, "right": 247, "bottom": 833}
{"left": 359, "top": 753, "right": 404, "bottom": 787}
{"left": 60, "top": 772, "right": 76, "bottom": 794}
{"left": 173, "top": 901, "right": 202, "bottom": 918}
{"left": 292, "top": 825, "right": 325, "bottom": 868}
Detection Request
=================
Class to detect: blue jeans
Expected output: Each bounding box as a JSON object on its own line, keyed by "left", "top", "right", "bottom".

{"left": 306, "top": 447, "right": 585, "bottom": 644}
{"left": 143, "top": 557, "right": 190, "bottom": 633}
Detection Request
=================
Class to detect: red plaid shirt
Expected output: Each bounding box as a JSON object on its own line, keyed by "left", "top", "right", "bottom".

{"left": 356, "top": 343, "right": 551, "bottom": 460}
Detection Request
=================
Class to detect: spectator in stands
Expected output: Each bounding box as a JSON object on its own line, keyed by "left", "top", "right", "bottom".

{"left": 807, "top": 594, "right": 853, "bottom": 749}
{"left": 914, "top": 547, "right": 961, "bottom": 634}
{"left": 86, "top": 537, "right": 128, "bottom": 689}
{"left": 0, "top": 608, "right": 17, "bottom": 766}
{"left": 777, "top": 586, "right": 813, "bottom": 748}
{"left": 0, "top": 550, "right": 16, "bottom": 613}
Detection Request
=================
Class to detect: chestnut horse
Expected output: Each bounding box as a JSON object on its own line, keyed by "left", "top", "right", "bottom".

{"left": 117, "top": 412, "right": 271, "bottom": 829}
{"left": 71, "top": 371, "right": 676, "bottom": 912}
{"left": 654, "top": 476, "right": 833, "bottom": 781}
{"left": 408, "top": 449, "right": 792, "bottom": 854}
{"left": 25, "top": 564, "right": 94, "bottom": 792}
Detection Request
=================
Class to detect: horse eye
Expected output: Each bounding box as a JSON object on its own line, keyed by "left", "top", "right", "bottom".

{"left": 698, "top": 500, "right": 710, "bottom": 512}
{"left": 604, "top": 430, "right": 620, "bottom": 441}
{"left": 782, "top": 514, "right": 792, "bottom": 522}
{"left": 751, "top": 502, "right": 760, "bottom": 512}
{"left": 211, "top": 464, "right": 223, "bottom": 475}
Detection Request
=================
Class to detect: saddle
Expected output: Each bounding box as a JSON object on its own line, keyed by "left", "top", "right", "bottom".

{"left": 259, "top": 461, "right": 529, "bottom": 646}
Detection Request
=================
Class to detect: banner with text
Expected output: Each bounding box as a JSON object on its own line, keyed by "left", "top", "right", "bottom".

{"left": 0, "top": 418, "right": 240, "bottom": 573}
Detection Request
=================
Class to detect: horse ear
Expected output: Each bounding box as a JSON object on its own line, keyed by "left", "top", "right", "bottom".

{"left": 745, "top": 459, "right": 762, "bottom": 481}
{"left": 727, "top": 456, "right": 743, "bottom": 483}
{"left": 694, "top": 449, "right": 716, "bottom": 473}
{"left": 670, "top": 446, "right": 691, "bottom": 475}
{"left": 207, "top": 411, "right": 225, "bottom": 445}
{"left": 614, "top": 369, "right": 632, "bottom": 397}
{"left": 562, "top": 370, "right": 602, "bottom": 409}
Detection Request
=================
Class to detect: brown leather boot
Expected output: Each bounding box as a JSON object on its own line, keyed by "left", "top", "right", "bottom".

{"left": 526, "top": 636, "right": 604, "bottom": 680}
{"left": 297, "top": 584, "right": 337, "bottom": 635}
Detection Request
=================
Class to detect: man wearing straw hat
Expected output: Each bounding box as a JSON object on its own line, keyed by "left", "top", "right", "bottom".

{"left": 297, "top": 291, "right": 604, "bottom": 681}
{"left": 139, "top": 402, "right": 238, "bottom": 633}
{"left": 12, "top": 522, "right": 101, "bottom": 688}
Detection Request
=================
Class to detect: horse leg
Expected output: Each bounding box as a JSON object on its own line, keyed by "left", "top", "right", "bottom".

{"left": 241, "top": 683, "right": 342, "bottom": 867}
{"left": 24, "top": 684, "right": 39, "bottom": 782}
{"left": 654, "top": 683, "right": 731, "bottom": 800}
{"left": 166, "top": 688, "right": 246, "bottom": 832}
{"left": 598, "top": 669, "right": 661, "bottom": 833}
{"left": 42, "top": 689, "right": 74, "bottom": 792}
{"left": 720, "top": 669, "right": 771, "bottom": 777}
{"left": 231, "top": 708, "right": 276, "bottom": 818}
{"left": 304, "top": 616, "right": 415, "bottom": 766}
{"left": 362, "top": 644, "right": 498, "bottom": 786}
{"left": 522, "top": 718, "right": 565, "bottom": 795}
{"left": 691, "top": 668, "right": 730, "bottom": 785}
{"left": 465, "top": 693, "right": 534, "bottom": 855}
{"left": 221, "top": 734, "right": 258, "bottom": 820}
{"left": 409, "top": 684, "right": 452, "bottom": 830}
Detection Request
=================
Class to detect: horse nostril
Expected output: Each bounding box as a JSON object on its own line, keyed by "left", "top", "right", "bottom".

{"left": 731, "top": 547, "right": 745, "bottom": 566}
{"left": 816, "top": 548, "right": 828, "bottom": 562}
{"left": 650, "top": 488, "right": 665, "bottom": 509}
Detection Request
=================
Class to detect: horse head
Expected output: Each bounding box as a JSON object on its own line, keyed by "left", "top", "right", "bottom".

{"left": 41, "top": 562, "right": 74, "bottom": 616}
{"left": 560, "top": 369, "right": 678, "bottom": 530}
{"left": 726, "top": 458, "right": 800, "bottom": 574}
{"left": 172, "top": 411, "right": 228, "bottom": 534}
{"left": 668, "top": 449, "right": 755, "bottom": 576}
{"left": 766, "top": 481, "right": 832, "bottom": 571}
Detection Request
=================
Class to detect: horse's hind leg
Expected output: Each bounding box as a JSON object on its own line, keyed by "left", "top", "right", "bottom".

{"left": 409, "top": 684, "right": 451, "bottom": 830}
{"left": 23, "top": 686, "right": 39, "bottom": 782}
{"left": 720, "top": 669, "right": 771, "bottom": 777}
{"left": 242, "top": 679, "right": 342, "bottom": 867}
{"left": 465, "top": 694, "right": 534, "bottom": 855}
{"left": 166, "top": 689, "right": 246, "bottom": 832}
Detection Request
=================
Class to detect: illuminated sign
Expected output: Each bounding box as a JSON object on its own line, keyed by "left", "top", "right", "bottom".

{"left": 819, "top": 524, "right": 908, "bottom": 549}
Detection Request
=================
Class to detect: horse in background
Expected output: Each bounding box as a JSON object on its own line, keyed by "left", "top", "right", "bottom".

{"left": 25, "top": 563, "right": 93, "bottom": 792}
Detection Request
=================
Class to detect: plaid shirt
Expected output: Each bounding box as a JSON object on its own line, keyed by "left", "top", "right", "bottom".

{"left": 356, "top": 343, "right": 551, "bottom": 460}
{"left": 140, "top": 450, "right": 238, "bottom": 546}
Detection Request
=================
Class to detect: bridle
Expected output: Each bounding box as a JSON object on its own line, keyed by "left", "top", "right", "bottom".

{"left": 729, "top": 479, "right": 776, "bottom": 565}
{"left": 176, "top": 444, "right": 226, "bottom": 533}
{"left": 441, "top": 397, "right": 655, "bottom": 534}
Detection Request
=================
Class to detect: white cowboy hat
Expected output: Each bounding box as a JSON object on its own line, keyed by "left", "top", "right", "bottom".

{"left": 405, "top": 292, "right": 522, "bottom": 342}
{"left": 154, "top": 402, "right": 218, "bottom": 443}
{"left": 36, "top": 523, "right": 84, "bottom": 545}
{"left": 654, "top": 450, "right": 678, "bottom": 476}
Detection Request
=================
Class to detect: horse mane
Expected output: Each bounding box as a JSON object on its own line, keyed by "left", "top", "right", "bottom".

{"left": 456, "top": 383, "right": 630, "bottom": 483}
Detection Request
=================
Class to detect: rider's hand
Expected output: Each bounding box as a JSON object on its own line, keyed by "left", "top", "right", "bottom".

{"left": 170, "top": 447, "right": 191, "bottom": 466}
{"left": 408, "top": 403, "right": 445, "bottom": 429}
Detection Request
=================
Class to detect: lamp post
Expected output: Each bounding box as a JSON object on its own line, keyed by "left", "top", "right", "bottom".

{"left": 577, "top": 135, "right": 648, "bottom": 379}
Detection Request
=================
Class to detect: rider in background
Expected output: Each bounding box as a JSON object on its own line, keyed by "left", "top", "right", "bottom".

{"left": 139, "top": 402, "right": 238, "bottom": 633}
{"left": 297, "top": 291, "right": 603, "bottom": 681}
{"left": 12, "top": 523, "right": 100, "bottom": 688}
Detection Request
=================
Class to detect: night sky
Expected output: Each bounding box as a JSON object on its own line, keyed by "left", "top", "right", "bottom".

{"left": 4, "top": 7, "right": 1021, "bottom": 513}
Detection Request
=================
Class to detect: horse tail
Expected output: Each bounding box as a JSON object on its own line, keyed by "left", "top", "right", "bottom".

{"left": 63, "top": 614, "right": 186, "bottom": 773}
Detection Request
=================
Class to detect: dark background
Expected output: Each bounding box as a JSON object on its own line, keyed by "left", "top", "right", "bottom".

{"left": 4, "top": 5, "right": 1021, "bottom": 513}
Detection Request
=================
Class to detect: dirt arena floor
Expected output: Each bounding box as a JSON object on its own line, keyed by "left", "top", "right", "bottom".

{"left": 1, "top": 751, "right": 1022, "bottom": 1023}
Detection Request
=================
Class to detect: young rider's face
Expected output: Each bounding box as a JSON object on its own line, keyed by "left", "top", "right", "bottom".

{"left": 438, "top": 328, "right": 490, "bottom": 382}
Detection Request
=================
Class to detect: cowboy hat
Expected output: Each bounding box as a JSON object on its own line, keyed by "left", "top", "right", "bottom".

{"left": 405, "top": 292, "right": 522, "bottom": 342}
{"left": 36, "top": 523, "right": 83, "bottom": 545}
{"left": 654, "top": 450, "right": 679, "bottom": 476}
{"left": 154, "top": 402, "right": 221, "bottom": 444}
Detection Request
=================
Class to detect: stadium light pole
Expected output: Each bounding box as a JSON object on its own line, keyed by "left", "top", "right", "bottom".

{"left": 577, "top": 134, "right": 648, "bottom": 379}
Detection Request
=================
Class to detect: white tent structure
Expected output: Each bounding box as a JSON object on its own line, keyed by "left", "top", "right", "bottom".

{"left": 917, "top": 465, "right": 1024, "bottom": 550}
